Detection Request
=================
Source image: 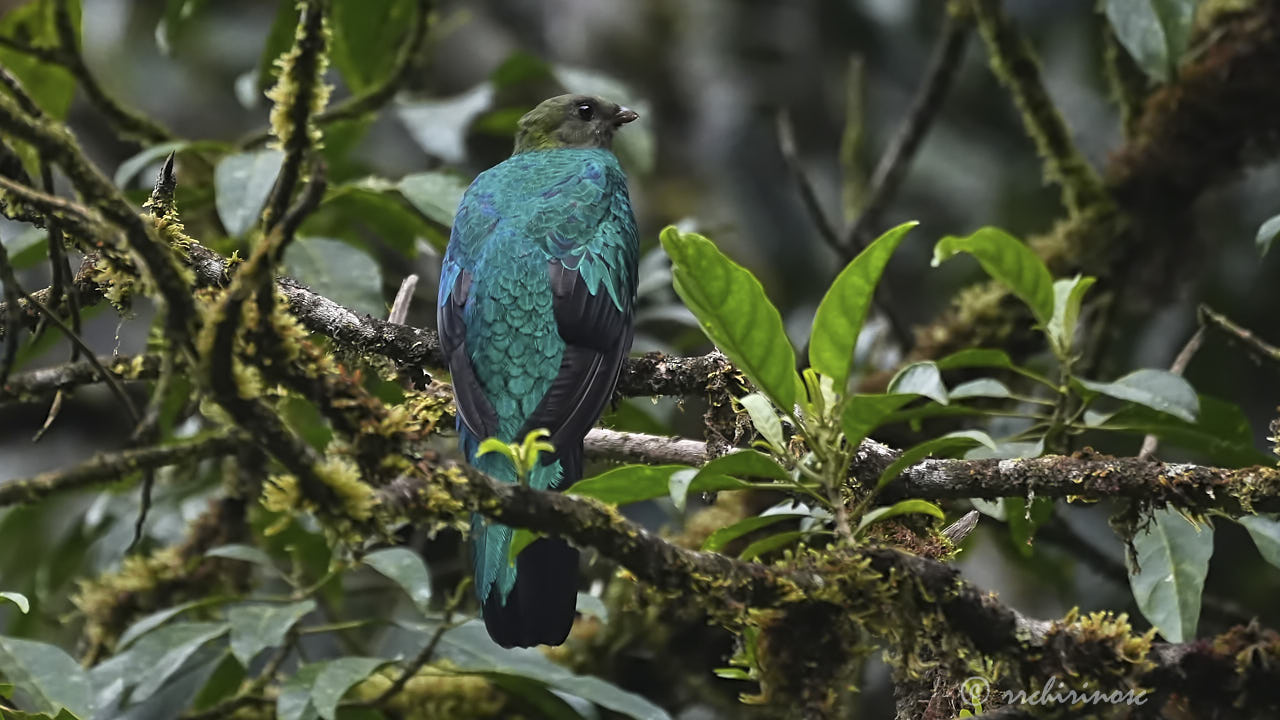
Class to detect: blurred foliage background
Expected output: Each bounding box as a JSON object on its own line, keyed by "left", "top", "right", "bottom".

{"left": 2, "top": 0, "right": 1280, "bottom": 717}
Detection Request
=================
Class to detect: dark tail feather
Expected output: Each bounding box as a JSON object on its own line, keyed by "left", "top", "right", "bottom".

{"left": 481, "top": 536, "right": 579, "bottom": 648}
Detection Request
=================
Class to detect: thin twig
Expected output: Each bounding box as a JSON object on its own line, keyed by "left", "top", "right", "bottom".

{"left": 1199, "top": 304, "right": 1280, "bottom": 373}
{"left": 1138, "top": 326, "right": 1205, "bottom": 460}
{"left": 845, "top": 13, "right": 970, "bottom": 250}
{"left": 775, "top": 110, "right": 842, "bottom": 253}
{"left": 52, "top": 0, "right": 172, "bottom": 143}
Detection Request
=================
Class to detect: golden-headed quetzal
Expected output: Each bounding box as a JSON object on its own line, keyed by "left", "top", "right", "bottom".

{"left": 438, "top": 95, "right": 639, "bottom": 647}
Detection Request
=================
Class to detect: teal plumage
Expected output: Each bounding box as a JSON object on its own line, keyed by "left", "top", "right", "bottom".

{"left": 438, "top": 95, "right": 639, "bottom": 647}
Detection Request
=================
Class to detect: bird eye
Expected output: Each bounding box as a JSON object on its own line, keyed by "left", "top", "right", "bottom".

{"left": 575, "top": 104, "right": 594, "bottom": 121}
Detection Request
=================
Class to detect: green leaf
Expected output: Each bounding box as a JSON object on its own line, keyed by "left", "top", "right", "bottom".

{"left": 131, "top": 623, "right": 229, "bottom": 701}
{"left": 117, "top": 599, "right": 214, "bottom": 649}
{"left": 113, "top": 140, "right": 185, "bottom": 187}
{"left": 738, "top": 393, "right": 785, "bottom": 452}
{"left": 0, "top": 637, "right": 93, "bottom": 718}
{"left": 1046, "top": 275, "right": 1096, "bottom": 357}
{"left": 1127, "top": 508, "right": 1213, "bottom": 643}
{"left": 508, "top": 528, "right": 539, "bottom": 564}
{"left": 1106, "top": 0, "right": 1199, "bottom": 83}
{"left": 0, "top": 591, "right": 29, "bottom": 614}
{"left": 935, "top": 348, "right": 1016, "bottom": 370}
{"left": 949, "top": 378, "right": 1013, "bottom": 400}
{"left": 277, "top": 663, "right": 323, "bottom": 720}
{"left": 566, "top": 465, "right": 746, "bottom": 507}
{"left": 738, "top": 530, "right": 808, "bottom": 560}
{"left": 330, "top": 0, "right": 412, "bottom": 92}
{"left": 666, "top": 469, "right": 699, "bottom": 512}
{"left": 856, "top": 499, "right": 945, "bottom": 533}
{"left": 396, "top": 83, "right": 495, "bottom": 164}
{"left": 1088, "top": 394, "right": 1269, "bottom": 467}
{"left": 808, "top": 221, "right": 918, "bottom": 387}
{"left": 284, "top": 237, "right": 384, "bottom": 317}
{"left": 887, "top": 361, "right": 949, "bottom": 406}
{"left": 1079, "top": 369, "right": 1199, "bottom": 423}
{"left": 695, "top": 450, "right": 791, "bottom": 483}
{"left": 0, "top": 2, "right": 77, "bottom": 121}
{"left": 90, "top": 621, "right": 228, "bottom": 702}
{"left": 427, "top": 620, "right": 673, "bottom": 720}
{"left": 661, "top": 226, "right": 800, "bottom": 412}
{"left": 213, "top": 149, "right": 284, "bottom": 237}
{"left": 363, "top": 547, "right": 432, "bottom": 616}
{"left": 398, "top": 171, "right": 468, "bottom": 226}
{"left": 933, "top": 227, "right": 1054, "bottom": 325}
{"left": 311, "top": 657, "right": 387, "bottom": 720}
{"left": 207, "top": 543, "right": 277, "bottom": 568}
{"left": 227, "top": 600, "right": 315, "bottom": 666}
{"left": 311, "top": 181, "right": 437, "bottom": 256}
{"left": 840, "top": 394, "right": 914, "bottom": 446}
{"left": 702, "top": 514, "right": 807, "bottom": 552}
{"left": 876, "top": 431, "right": 997, "bottom": 491}
{"left": 1237, "top": 515, "right": 1280, "bottom": 571}
{"left": 1257, "top": 213, "right": 1280, "bottom": 257}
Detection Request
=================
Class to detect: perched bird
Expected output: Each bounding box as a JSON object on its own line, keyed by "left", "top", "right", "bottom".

{"left": 438, "top": 94, "right": 639, "bottom": 647}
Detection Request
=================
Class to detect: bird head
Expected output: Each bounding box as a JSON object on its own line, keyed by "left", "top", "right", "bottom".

{"left": 513, "top": 94, "right": 639, "bottom": 154}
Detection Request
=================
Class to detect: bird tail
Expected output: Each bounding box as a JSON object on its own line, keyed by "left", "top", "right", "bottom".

{"left": 464, "top": 430, "right": 580, "bottom": 648}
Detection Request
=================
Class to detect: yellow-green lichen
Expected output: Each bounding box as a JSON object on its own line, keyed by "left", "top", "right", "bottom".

{"left": 264, "top": 2, "right": 333, "bottom": 151}
{"left": 315, "top": 455, "right": 376, "bottom": 521}
{"left": 350, "top": 661, "right": 506, "bottom": 720}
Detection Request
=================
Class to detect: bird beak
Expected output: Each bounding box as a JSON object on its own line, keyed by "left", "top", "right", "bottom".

{"left": 613, "top": 107, "right": 639, "bottom": 125}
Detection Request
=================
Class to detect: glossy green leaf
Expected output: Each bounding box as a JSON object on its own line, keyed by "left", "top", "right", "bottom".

{"left": 1088, "top": 394, "right": 1268, "bottom": 467}
{"left": 935, "top": 348, "right": 1016, "bottom": 370}
{"left": 695, "top": 449, "right": 791, "bottom": 483}
{"left": 427, "top": 620, "right": 672, "bottom": 720}
{"left": 0, "top": 591, "right": 29, "bottom": 614}
{"left": 117, "top": 599, "right": 216, "bottom": 649}
{"left": 702, "top": 514, "right": 807, "bottom": 553}
{"left": 311, "top": 657, "right": 387, "bottom": 720}
{"left": 331, "top": 0, "right": 412, "bottom": 92}
{"left": 207, "top": 543, "right": 277, "bottom": 568}
{"left": 90, "top": 621, "right": 228, "bottom": 702}
{"left": 227, "top": 600, "right": 314, "bottom": 666}
{"left": 738, "top": 392, "right": 785, "bottom": 452}
{"left": 876, "top": 430, "right": 997, "bottom": 490}
{"left": 284, "top": 237, "right": 384, "bottom": 317}
{"left": 739, "top": 530, "right": 809, "bottom": 561}
{"left": 808, "top": 221, "right": 917, "bottom": 387}
{"left": 131, "top": 623, "right": 229, "bottom": 700}
{"left": 363, "top": 547, "right": 432, "bottom": 615}
{"left": 312, "top": 180, "right": 437, "bottom": 256}
{"left": 397, "top": 83, "right": 495, "bottom": 164}
{"left": 398, "top": 171, "right": 468, "bottom": 226}
{"left": 1127, "top": 508, "right": 1212, "bottom": 643}
{"left": 840, "top": 394, "right": 914, "bottom": 446}
{"left": 1046, "top": 275, "right": 1096, "bottom": 357}
{"left": 0, "top": 636, "right": 92, "bottom": 719}
{"left": 933, "top": 227, "right": 1054, "bottom": 325}
{"left": 856, "top": 499, "right": 945, "bottom": 533}
{"left": 1079, "top": 369, "right": 1199, "bottom": 423}
{"left": 888, "top": 362, "right": 948, "bottom": 406}
{"left": 277, "top": 663, "right": 323, "bottom": 720}
{"left": 489, "top": 675, "right": 589, "bottom": 720}
{"left": 1257, "top": 213, "right": 1280, "bottom": 257}
{"left": 567, "top": 464, "right": 746, "bottom": 507}
{"left": 949, "top": 378, "right": 1013, "bottom": 400}
{"left": 1237, "top": 515, "right": 1280, "bottom": 571}
{"left": 1106, "top": 0, "right": 1198, "bottom": 83}
{"left": 661, "top": 226, "right": 800, "bottom": 411}
{"left": 214, "top": 149, "right": 284, "bottom": 237}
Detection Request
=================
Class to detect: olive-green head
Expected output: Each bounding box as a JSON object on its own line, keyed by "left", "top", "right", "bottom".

{"left": 512, "top": 94, "right": 638, "bottom": 154}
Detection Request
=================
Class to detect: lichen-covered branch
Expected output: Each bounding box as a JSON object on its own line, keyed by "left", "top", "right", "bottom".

{"left": 0, "top": 433, "right": 239, "bottom": 508}
{"left": 384, "top": 459, "right": 1280, "bottom": 715}
{"left": 968, "top": 0, "right": 1108, "bottom": 215}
